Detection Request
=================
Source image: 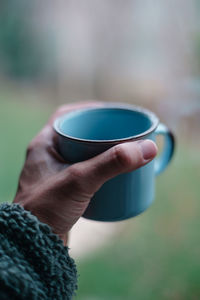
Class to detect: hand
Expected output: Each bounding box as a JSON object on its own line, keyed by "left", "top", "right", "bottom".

{"left": 14, "top": 101, "right": 158, "bottom": 245}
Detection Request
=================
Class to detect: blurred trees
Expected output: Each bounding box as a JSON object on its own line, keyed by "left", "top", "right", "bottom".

{"left": 0, "top": 0, "right": 47, "bottom": 79}
{"left": 0, "top": 0, "right": 200, "bottom": 106}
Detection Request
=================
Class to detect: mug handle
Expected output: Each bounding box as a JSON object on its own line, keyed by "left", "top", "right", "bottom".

{"left": 155, "top": 123, "right": 175, "bottom": 176}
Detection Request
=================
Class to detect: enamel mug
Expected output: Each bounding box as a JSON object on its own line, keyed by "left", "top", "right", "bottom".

{"left": 54, "top": 104, "right": 175, "bottom": 221}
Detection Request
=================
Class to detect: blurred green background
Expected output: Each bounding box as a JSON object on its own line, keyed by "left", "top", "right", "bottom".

{"left": 0, "top": 1, "right": 200, "bottom": 299}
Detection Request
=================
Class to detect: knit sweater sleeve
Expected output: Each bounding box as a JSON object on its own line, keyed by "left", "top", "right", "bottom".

{"left": 0, "top": 203, "right": 77, "bottom": 300}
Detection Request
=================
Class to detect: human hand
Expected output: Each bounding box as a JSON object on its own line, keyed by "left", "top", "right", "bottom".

{"left": 14, "top": 101, "right": 157, "bottom": 245}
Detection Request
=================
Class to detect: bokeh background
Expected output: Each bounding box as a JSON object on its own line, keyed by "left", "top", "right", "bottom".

{"left": 0, "top": 1, "right": 200, "bottom": 299}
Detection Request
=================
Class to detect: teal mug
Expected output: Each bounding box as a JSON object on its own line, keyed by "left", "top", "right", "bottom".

{"left": 54, "top": 103, "right": 175, "bottom": 221}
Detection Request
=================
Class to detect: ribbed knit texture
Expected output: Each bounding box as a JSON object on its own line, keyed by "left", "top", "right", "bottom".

{"left": 0, "top": 203, "right": 77, "bottom": 300}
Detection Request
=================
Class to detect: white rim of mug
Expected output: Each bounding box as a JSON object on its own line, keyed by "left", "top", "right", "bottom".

{"left": 53, "top": 103, "right": 159, "bottom": 144}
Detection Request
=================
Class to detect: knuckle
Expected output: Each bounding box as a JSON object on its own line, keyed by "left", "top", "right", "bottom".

{"left": 27, "top": 138, "right": 43, "bottom": 154}
{"left": 67, "top": 166, "right": 85, "bottom": 190}
{"left": 31, "top": 139, "right": 42, "bottom": 149}
{"left": 26, "top": 143, "right": 34, "bottom": 155}
{"left": 67, "top": 166, "right": 93, "bottom": 195}
{"left": 68, "top": 165, "right": 84, "bottom": 179}
{"left": 111, "top": 143, "right": 144, "bottom": 170}
{"left": 26, "top": 142, "right": 35, "bottom": 156}
{"left": 111, "top": 144, "right": 132, "bottom": 169}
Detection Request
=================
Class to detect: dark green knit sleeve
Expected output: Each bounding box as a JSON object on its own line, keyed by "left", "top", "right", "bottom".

{"left": 0, "top": 203, "right": 77, "bottom": 300}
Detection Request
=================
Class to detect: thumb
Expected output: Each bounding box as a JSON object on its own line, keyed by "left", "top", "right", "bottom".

{"left": 69, "top": 140, "right": 158, "bottom": 194}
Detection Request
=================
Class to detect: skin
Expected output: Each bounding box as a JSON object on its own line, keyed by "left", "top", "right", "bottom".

{"left": 13, "top": 101, "right": 158, "bottom": 245}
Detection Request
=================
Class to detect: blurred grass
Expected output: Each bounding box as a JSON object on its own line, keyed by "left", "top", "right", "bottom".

{"left": 0, "top": 88, "right": 53, "bottom": 202}
{"left": 0, "top": 92, "right": 199, "bottom": 299}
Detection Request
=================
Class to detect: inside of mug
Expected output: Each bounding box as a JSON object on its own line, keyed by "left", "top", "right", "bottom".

{"left": 59, "top": 107, "right": 153, "bottom": 141}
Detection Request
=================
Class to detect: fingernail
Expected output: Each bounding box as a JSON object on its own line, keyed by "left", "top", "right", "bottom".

{"left": 138, "top": 140, "right": 158, "bottom": 160}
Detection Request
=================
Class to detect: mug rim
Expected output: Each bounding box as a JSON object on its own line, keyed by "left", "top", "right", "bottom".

{"left": 53, "top": 104, "right": 159, "bottom": 144}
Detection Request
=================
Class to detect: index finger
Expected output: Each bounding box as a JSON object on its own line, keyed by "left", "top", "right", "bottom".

{"left": 47, "top": 101, "right": 105, "bottom": 126}
{"left": 35, "top": 101, "right": 105, "bottom": 149}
